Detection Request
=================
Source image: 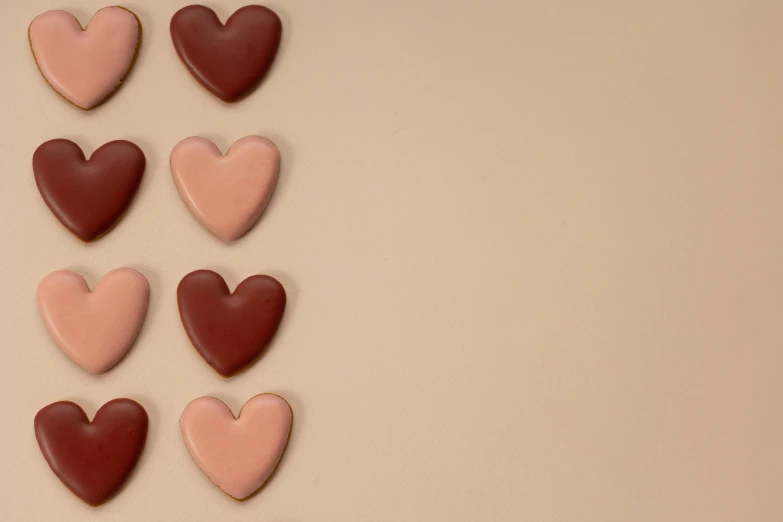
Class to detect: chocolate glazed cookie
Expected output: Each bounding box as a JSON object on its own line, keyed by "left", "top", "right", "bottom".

{"left": 34, "top": 399, "right": 148, "bottom": 506}
{"left": 177, "top": 270, "right": 286, "bottom": 377}
{"left": 170, "top": 5, "right": 282, "bottom": 102}
{"left": 33, "top": 139, "right": 145, "bottom": 242}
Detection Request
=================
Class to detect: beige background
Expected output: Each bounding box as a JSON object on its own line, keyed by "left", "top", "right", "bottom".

{"left": 1, "top": 0, "right": 782, "bottom": 520}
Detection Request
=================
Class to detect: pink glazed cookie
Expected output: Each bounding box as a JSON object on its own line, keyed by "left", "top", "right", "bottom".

{"left": 37, "top": 268, "right": 149, "bottom": 374}
{"left": 170, "top": 136, "right": 280, "bottom": 241}
{"left": 28, "top": 7, "right": 141, "bottom": 110}
{"left": 180, "top": 394, "right": 293, "bottom": 500}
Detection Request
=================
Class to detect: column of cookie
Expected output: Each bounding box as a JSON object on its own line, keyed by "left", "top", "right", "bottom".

{"left": 29, "top": 7, "right": 150, "bottom": 508}
{"left": 170, "top": 5, "right": 295, "bottom": 502}
{"left": 28, "top": 4, "right": 295, "bottom": 506}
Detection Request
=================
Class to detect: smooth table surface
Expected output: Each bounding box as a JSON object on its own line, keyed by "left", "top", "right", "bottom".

{"left": 1, "top": 0, "right": 783, "bottom": 520}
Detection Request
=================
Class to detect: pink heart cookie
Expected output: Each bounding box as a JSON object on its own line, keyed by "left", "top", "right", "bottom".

{"left": 28, "top": 7, "right": 141, "bottom": 110}
{"left": 180, "top": 394, "right": 293, "bottom": 500}
{"left": 171, "top": 136, "right": 280, "bottom": 241}
{"left": 37, "top": 268, "right": 149, "bottom": 374}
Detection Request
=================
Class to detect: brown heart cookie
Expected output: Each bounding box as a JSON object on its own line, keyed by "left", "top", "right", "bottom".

{"left": 177, "top": 270, "right": 286, "bottom": 377}
{"left": 34, "top": 399, "right": 148, "bottom": 507}
{"left": 170, "top": 5, "right": 282, "bottom": 102}
{"left": 33, "top": 139, "right": 145, "bottom": 242}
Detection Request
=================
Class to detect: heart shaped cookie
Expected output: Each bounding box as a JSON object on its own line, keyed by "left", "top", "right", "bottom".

{"left": 37, "top": 268, "right": 149, "bottom": 375}
{"left": 33, "top": 139, "right": 145, "bottom": 242}
{"left": 171, "top": 136, "right": 280, "bottom": 241}
{"left": 177, "top": 270, "right": 286, "bottom": 377}
{"left": 170, "top": 5, "right": 282, "bottom": 102}
{"left": 180, "top": 394, "right": 292, "bottom": 500}
{"left": 35, "top": 399, "right": 148, "bottom": 506}
{"left": 28, "top": 7, "right": 141, "bottom": 110}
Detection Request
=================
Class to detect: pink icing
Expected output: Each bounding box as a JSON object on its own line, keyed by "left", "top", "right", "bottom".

{"left": 29, "top": 8, "right": 140, "bottom": 109}
{"left": 37, "top": 268, "right": 149, "bottom": 374}
{"left": 180, "top": 395, "right": 293, "bottom": 500}
{"left": 170, "top": 136, "right": 280, "bottom": 241}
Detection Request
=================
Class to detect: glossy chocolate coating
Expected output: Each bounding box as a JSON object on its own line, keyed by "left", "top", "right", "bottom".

{"left": 177, "top": 270, "right": 286, "bottom": 376}
{"left": 33, "top": 139, "right": 145, "bottom": 242}
{"left": 34, "top": 399, "right": 148, "bottom": 506}
{"left": 170, "top": 5, "right": 282, "bottom": 102}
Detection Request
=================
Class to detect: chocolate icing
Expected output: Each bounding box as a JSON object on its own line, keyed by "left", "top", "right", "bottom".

{"left": 33, "top": 139, "right": 145, "bottom": 242}
{"left": 177, "top": 270, "right": 286, "bottom": 376}
{"left": 34, "top": 399, "right": 148, "bottom": 506}
{"left": 170, "top": 5, "right": 282, "bottom": 102}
